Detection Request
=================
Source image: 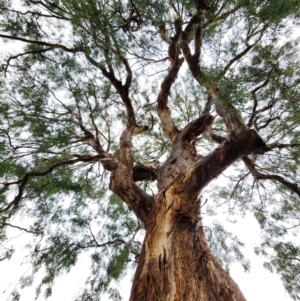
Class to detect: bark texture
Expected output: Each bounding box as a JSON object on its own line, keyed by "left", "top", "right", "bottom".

{"left": 130, "top": 192, "right": 246, "bottom": 301}
{"left": 125, "top": 127, "right": 263, "bottom": 301}
{"left": 109, "top": 4, "right": 267, "bottom": 300}
{"left": 109, "top": 101, "right": 264, "bottom": 301}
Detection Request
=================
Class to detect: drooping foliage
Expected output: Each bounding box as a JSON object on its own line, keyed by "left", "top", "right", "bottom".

{"left": 0, "top": 0, "right": 300, "bottom": 300}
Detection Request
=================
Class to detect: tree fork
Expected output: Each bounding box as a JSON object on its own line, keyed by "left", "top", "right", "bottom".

{"left": 129, "top": 127, "right": 265, "bottom": 301}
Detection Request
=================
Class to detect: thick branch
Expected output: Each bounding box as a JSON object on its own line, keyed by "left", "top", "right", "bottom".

{"left": 205, "top": 132, "right": 300, "bottom": 197}
{"left": 180, "top": 113, "right": 214, "bottom": 142}
{"left": 133, "top": 162, "right": 159, "bottom": 182}
{"left": 156, "top": 114, "right": 215, "bottom": 191}
{"left": 171, "top": 130, "right": 267, "bottom": 200}
{"left": 214, "top": 94, "right": 249, "bottom": 135}
{"left": 181, "top": 16, "right": 202, "bottom": 44}
{"left": 168, "top": 18, "right": 183, "bottom": 66}
{"left": 203, "top": 131, "right": 225, "bottom": 144}
{"left": 194, "top": 25, "right": 202, "bottom": 60}
{"left": 109, "top": 130, "right": 154, "bottom": 225}
{"left": 159, "top": 23, "right": 172, "bottom": 44}
{"left": 181, "top": 37, "right": 249, "bottom": 135}
{"left": 181, "top": 14, "right": 270, "bottom": 137}
{"left": 157, "top": 57, "right": 184, "bottom": 142}
{"left": 201, "top": 94, "right": 213, "bottom": 114}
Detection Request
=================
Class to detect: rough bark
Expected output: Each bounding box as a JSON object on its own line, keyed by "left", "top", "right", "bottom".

{"left": 109, "top": 4, "right": 267, "bottom": 300}
{"left": 110, "top": 130, "right": 154, "bottom": 225}
{"left": 126, "top": 124, "right": 265, "bottom": 301}
{"left": 129, "top": 191, "right": 246, "bottom": 301}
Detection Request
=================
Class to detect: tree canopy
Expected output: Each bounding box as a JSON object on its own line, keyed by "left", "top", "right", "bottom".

{"left": 0, "top": 0, "right": 300, "bottom": 300}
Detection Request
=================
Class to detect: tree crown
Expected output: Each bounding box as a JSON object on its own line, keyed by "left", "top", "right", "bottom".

{"left": 0, "top": 0, "right": 300, "bottom": 300}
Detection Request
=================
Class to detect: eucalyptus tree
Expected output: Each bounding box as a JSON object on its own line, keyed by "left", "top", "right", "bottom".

{"left": 1, "top": 0, "right": 300, "bottom": 300}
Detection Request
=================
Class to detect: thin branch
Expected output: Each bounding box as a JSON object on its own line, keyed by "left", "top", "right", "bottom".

{"left": 2, "top": 7, "right": 68, "bottom": 20}
{"left": 3, "top": 48, "right": 52, "bottom": 73}
{"left": 84, "top": 52, "right": 136, "bottom": 131}
{"left": 0, "top": 129, "right": 17, "bottom": 149}
{"left": 28, "top": 0, "right": 70, "bottom": 16}
{"left": 219, "top": 43, "right": 255, "bottom": 77}
{"left": 109, "top": 35, "right": 133, "bottom": 89}
{"left": 247, "top": 68, "right": 275, "bottom": 127}
{"left": 128, "top": 51, "right": 168, "bottom": 63}
{"left": 0, "top": 34, "right": 81, "bottom": 53}
{"left": 242, "top": 157, "right": 300, "bottom": 198}
{"left": 202, "top": 6, "right": 241, "bottom": 30}
{"left": 0, "top": 154, "right": 109, "bottom": 214}
{"left": 230, "top": 172, "right": 250, "bottom": 199}
{"left": 0, "top": 223, "right": 43, "bottom": 235}
{"left": 85, "top": 94, "right": 108, "bottom": 148}
{"left": 95, "top": 238, "right": 127, "bottom": 248}
{"left": 257, "top": 116, "right": 280, "bottom": 131}
{"left": 71, "top": 91, "right": 105, "bottom": 154}
{"left": 219, "top": 26, "right": 267, "bottom": 78}
{"left": 267, "top": 143, "right": 300, "bottom": 150}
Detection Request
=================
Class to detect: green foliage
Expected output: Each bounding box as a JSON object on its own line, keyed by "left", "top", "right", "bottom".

{"left": 207, "top": 222, "right": 250, "bottom": 272}
{"left": 0, "top": 0, "right": 300, "bottom": 300}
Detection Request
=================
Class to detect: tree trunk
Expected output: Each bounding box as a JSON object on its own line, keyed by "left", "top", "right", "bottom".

{"left": 109, "top": 122, "right": 264, "bottom": 301}
{"left": 129, "top": 191, "right": 247, "bottom": 301}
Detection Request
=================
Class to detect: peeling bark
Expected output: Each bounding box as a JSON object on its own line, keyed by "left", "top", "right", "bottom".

{"left": 129, "top": 191, "right": 247, "bottom": 301}
{"left": 106, "top": 5, "right": 268, "bottom": 300}
{"left": 109, "top": 130, "right": 154, "bottom": 225}
{"left": 127, "top": 120, "right": 265, "bottom": 301}
{"left": 1, "top": 2, "right": 299, "bottom": 301}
